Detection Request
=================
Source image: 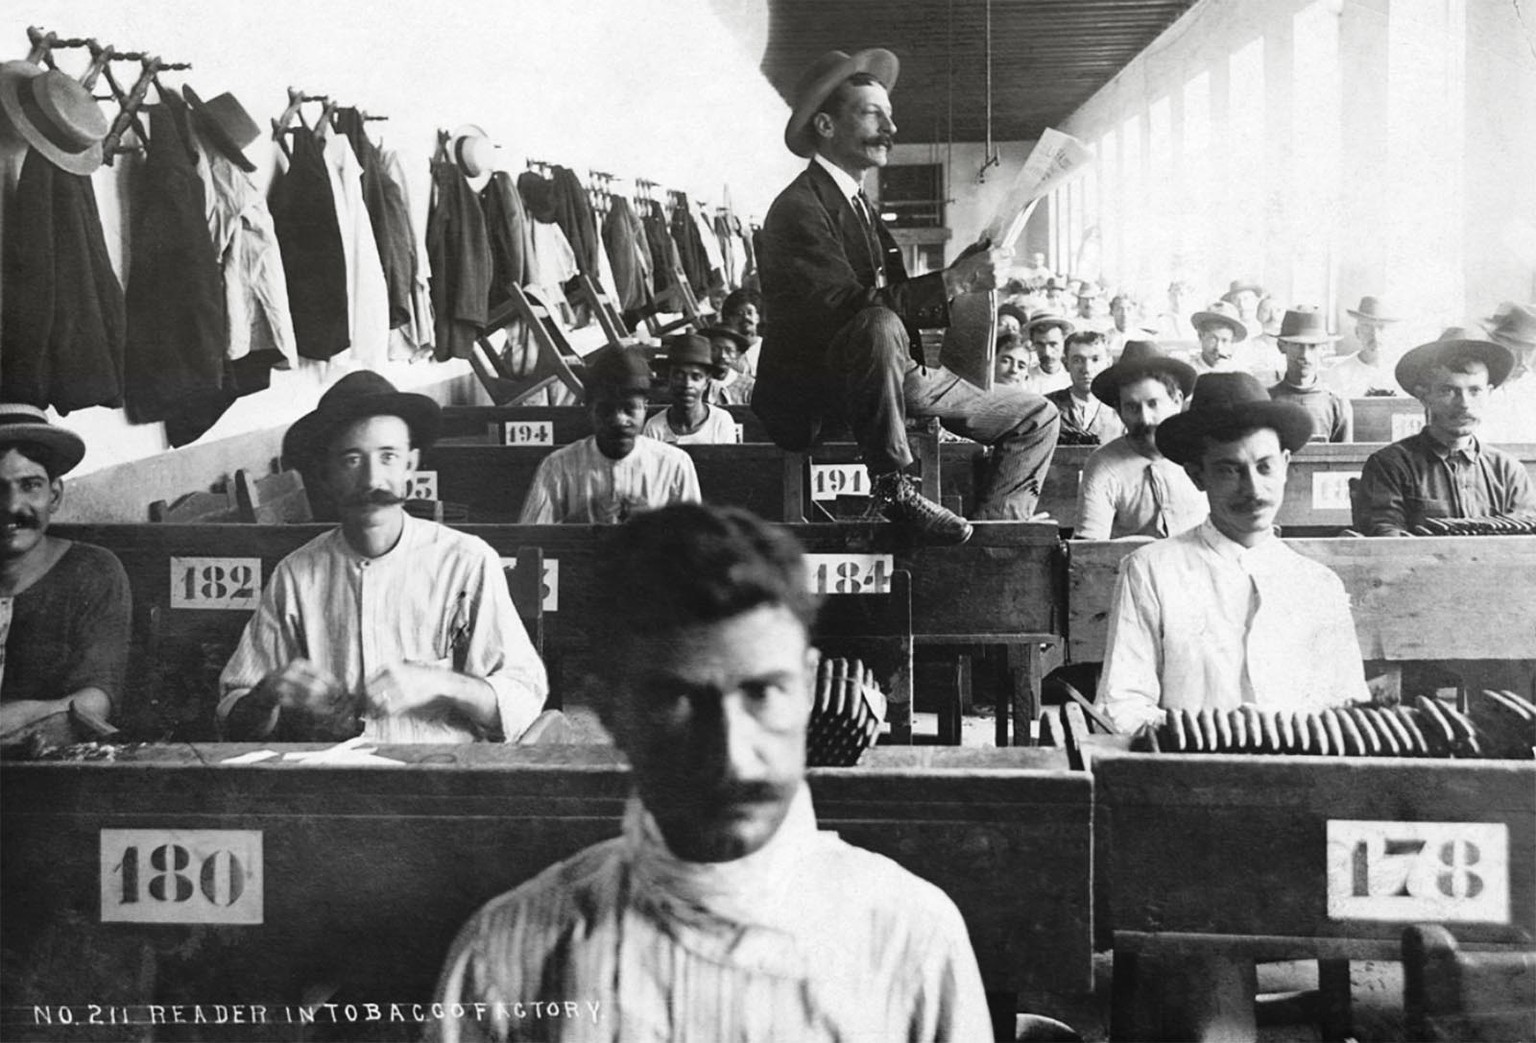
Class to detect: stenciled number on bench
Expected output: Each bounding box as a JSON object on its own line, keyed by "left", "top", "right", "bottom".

{"left": 100, "top": 829, "right": 263, "bottom": 924}
{"left": 405, "top": 471, "right": 438, "bottom": 500}
{"left": 1326, "top": 820, "right": 1509, "bottom": 924}
{"left": 1311, "top": 471, "right": 1361, "bottom": 511}
{"left": 169, "top": 557, "right": 262, "bottom": 611}
{"left": 810, "top": 463, "right": 870, "bottom": 501}
{"left": 500, "top": 557, "right": 560, "bottom": 612}
{"left": 804, "top": 553, "right": 894, "bottom": 595}
{"left": 502, "top": 421, "right": 553, "bottom": 446}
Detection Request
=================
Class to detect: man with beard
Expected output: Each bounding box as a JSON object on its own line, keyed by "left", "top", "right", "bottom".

{"left": 1097, "top": 373, "right": 1370, "bottom": 734}
{"left": 1075, "top": 342, "right": 1206, "bottom": 539}
{"left": 519, "top": 348, "right": 701, "bottom": 523}
{"left": 1353, "top": 332, "right": 1536, "bottom": 536}
{"left": 754, "top": 48, "right": 1059, "bottom": 545}
{"left": 1267, "top": 307, "right": 1353, "bottom": 442}
{"left": 0, "top": 406, "right": 131, "bottom": 738}
{"left": 219, "top": 373, "right": 548, "bottom": 743}
{"left": 642, "top": 333, "right": 738, "bottom": 443}
{"left": 431, "top": 504, "right": 991, "bottom": 1042}
{"left": 1046, "top": 331, "right": 1124, "bottom": 446}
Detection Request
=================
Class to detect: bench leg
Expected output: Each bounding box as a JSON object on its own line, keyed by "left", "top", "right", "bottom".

{"left": 1159, "top": 950, "right": 1259, "bottom": 1043}
{"left": 1317, "top": 958, "right": 1352, "bottom": 1041}
{"left": 1008, "top": 644, "right": 1044, "bottom": 746}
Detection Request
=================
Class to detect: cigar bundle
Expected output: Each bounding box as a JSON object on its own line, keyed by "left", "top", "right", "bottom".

{"left": 806, "top": 657, "right": 888, "bottom": 767}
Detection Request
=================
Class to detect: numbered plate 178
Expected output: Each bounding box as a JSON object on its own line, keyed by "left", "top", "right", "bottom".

{"left": 170, "top": 558, "right": 262, "bottom": 611}
{"left": 1326, "top": 820, "right": 1509, "bottom": 924}
{"left": 804, "top": 553, "right": 894, "bottom": 595}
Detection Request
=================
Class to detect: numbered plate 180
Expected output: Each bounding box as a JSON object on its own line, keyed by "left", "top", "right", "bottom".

{"left": 100, "top": 829, "right": 263, "bottom": 924}
{"left": 169, "top": 558, "right": 262, "bottom": 611}
{"left": 1326, "top": 820, "right": 1509, "bottom": 924}
{"left": 810, "top": 463, "right": 871, "bottom": 501}
{"left": 804, "top": 553, "right": 894, "bottom": 595}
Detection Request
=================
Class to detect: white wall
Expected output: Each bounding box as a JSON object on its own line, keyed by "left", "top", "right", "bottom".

{"left": 0, "top": 0, "right": 800, "bottom": 501}
{"left": 884, "top": 140, "right": 1039, "bottom": 267}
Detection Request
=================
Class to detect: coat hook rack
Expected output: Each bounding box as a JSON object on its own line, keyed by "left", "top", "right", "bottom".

{"left": 94, "top": 42, "right": 174, "bottom": 164}
{"left": 270, "top": 87, "right": 330, "bottom": 160}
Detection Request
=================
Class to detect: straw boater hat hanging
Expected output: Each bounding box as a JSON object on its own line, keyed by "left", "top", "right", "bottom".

{"left": 183, "top": 85, "right": 260, "bottom": 172}
{"left": 1155, "top": 372, "right": 1314, "bottom": 466}
{"left": 0, "top": 404, "right": 87, "bottom": 475}
{"left": 783, "top": 48, "right": 899, "bottom": 158}
{"left": 449, "top": 124, "right": 497, "bottom": 178}
{"left": 1394, "top": 331, "right": 1514, "bottom": 396}
{"left": 0, "top": 60, "right": 109, "bottom": 175}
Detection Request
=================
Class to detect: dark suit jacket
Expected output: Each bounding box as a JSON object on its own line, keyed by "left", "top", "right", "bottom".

{"left": 754, "top": 161, "right": 949, "bottom": 446}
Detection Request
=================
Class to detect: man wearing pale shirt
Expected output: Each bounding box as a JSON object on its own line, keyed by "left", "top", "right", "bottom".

{"left": 1324, "top": 295, "right": 1405, "bottom": 398}
{"left": 431, "top": 504, "right": 992, "bottom": 1041}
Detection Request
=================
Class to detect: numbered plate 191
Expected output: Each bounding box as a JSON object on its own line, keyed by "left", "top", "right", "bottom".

{"left": 1311, "top": 471, "right": 1361, "bottom": 511}
{"left": 406, "top": 471, "right": 438, "bottom": 501}
{"left": 810, "top": 463, "right": 871, "bottom": 501}
{"left": 169, "top": 558, "right": 262, "bottom": 611}
{"left": 100, "top": 829, "right": 263, "bottom": 924}
{"left": 503, "top": 421, "right": 553, "bottom": 446}
{"left": 1326, "top": 820, "right": 1509, "bottom": 923}
{"left": 804, "top": 553, "right": 894, "bottom": 595}
{"left": 500, "top": 557, "right": 560, "bottom": 612}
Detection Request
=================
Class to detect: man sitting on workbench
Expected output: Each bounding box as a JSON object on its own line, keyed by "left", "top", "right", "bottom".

{"left": 518, "top": 347, "right": 701, "bottom": 523}
{"left": 1353, "top": 331, "right": 1536, "bottom": 536}
{"left": 1096, "top": 373, "right": 1370, "bottom": 734}
{"left": 219, "top": 372, "right": 548, "bottom": 744}
{"left": 430, "top": 503, "right": 992, "bottom": 1042}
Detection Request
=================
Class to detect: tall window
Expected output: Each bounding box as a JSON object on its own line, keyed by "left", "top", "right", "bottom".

{"left": 1290, "top": 0, "right": 1342, "bottom": 308}
{"left": 1226, "top": 37, "right": 1267, "bottom": 283}
{"left": 1147, "top": 96, "right": 1173, "bottom": 301}
{"left": 1180, "top": 71, "right": 1213, "bottom": 292}
{"left": 1096, "top": 131, "right": 1118, "bottom": 283}
{"left": 1120, "top": 112, "right": 1145, "bottom": 292}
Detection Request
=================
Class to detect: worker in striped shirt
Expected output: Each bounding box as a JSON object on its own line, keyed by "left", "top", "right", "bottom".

{"left": 432, "top": 504, "right": 991, "bottom": 1042}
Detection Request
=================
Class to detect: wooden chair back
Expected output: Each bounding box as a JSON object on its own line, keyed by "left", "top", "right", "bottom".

{"left": 148, "top": 489, "right": 239, "bottom": 524}
{"left": 234, "top": 468, "right": 313, "bottom": 524}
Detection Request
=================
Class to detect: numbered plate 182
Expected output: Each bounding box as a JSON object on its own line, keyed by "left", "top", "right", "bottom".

{"left": 1326, "top": 819, "right": 1509, "bottom": 924}
{"left": 101, "top": 829, "right": 263, "bottom": 924}
{"left": 804, "top": 553, "right": 894, "bottom": 595}
{"left": 809, "top": 463, "right": 871, "bottom": 501}
{"left": 169, "top": 558, "right": 262, "bottom": 611}
{"left": 502, "top": 421, "right": 553, "bottom": 446}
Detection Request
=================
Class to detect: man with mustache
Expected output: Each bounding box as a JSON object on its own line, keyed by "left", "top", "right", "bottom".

{"left": 0, "top": 406, "right": 131, "bottom": 740}
{"left": 519, "top": 348, "right": 701, "bottom": 523}
{"left": 1188, "top": 300, "right": 1249, "bottom": 375}
{"left": 1267, "top": 307, "right": 1353, "bottom": 442}
{"left": 755, "top": 48, "right": 1059, "bottom": 545}
{"left": 219, "top": 373, "right": 547, "bottom": 743}
{"left": 1046, "top": 331, "right": 1124, "bottom": 446}
{"left": 1353, "top": 332, "right": 1536, "bottom": 536}
{"left": 1097, "top": 373, "right": 1370, "bottom": 733}
{"left": 642, "top": 333, "right": 738, "bottom": 443}
{"left": 431, "top": 504, "right": 991, "bottom": 1041}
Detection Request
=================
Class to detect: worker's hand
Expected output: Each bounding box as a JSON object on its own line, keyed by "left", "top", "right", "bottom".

{"left": 364, "top": 660, "right": 454, "bottom": 717}
{"left": 251, "top": 659, "right": 358, "bottom": 739}
{"left": 943, "top": 242, "right": 1013, "bottom": 297}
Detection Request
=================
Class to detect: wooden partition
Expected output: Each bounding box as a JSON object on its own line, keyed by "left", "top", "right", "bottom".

{"left": 438, "top": 403, "right": 769, "bottom": 445}
{"left": 0, "top": 745, "right": 1092, "bottom": 1040}
{"left": 1351, "top": 396, "right": 1424, "bottom": 443}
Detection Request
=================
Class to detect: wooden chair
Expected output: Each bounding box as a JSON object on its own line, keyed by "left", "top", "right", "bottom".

{"left": 467, "top": 285, "right": 589, "bottom": 406}
{"left": 148, "top": 488, "right": 239, "bottom": 523}
{"left": 648, "top": 259, "right": 709, "bottom": 336}
{"left": 234, "top": 469, "right": 313, "bottom": 524}
{"left": 816, "top": 569, "right": 915, "bottom": 743}
{"left": 570, "top": 272, "right": 631, "bottom": 345}
{"left": 1404, "top": 924, "right": 1536, "bottom": 1042}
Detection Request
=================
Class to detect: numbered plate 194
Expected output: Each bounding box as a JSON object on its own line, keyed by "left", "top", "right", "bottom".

{"left": 1326, "top": 820, "right": 1509, "bottom": 923}
{"left": 810, "top": 463, "right": 871, "bottom": 501}
{"left": 169, "top": 557, "right": 262, "bottom": 611}
{"left": 101, "top": 829, "right": 263, "bottom": 924}
{"left": 804, "top": 553, "right": 894, "bottom": 595}
{"left": 503, "top": 421, "right": 553, "bottom": 446}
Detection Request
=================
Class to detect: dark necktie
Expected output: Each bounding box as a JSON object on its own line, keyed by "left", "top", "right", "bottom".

{"left": 854, "top": 191, "right": 884, "bottom": 280}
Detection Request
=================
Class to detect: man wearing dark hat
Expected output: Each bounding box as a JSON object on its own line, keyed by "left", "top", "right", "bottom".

{"left": 1097, "top": 373, "right": 1370, "bottom": 733}
{"left": 719, "top": 289, "right": 763, "bottom": 375}
{"left": 1484, "top": 302, "right": 1536, "bottom": 442}
{"left": 1046, "top": 331, "right": 1124, "bottom": 446}
{"left": 431, "top": 503, "right": 991, "bottom": 1042}
{"left": 1324, "top": 295, "right": 1404, "bottom": 398}
{"left": 643, "top": 333, "right": 739, "bottom": 444}
{"left": 519, "top": 349, "right": 701, "bottom": 524}
{"left": 701, "top": 325, "right": 757, "bottom": 407}
{"left": 1189, "top": 301, "right": 1250, "bottom": 376}
{"left": 755, "top": 47, "right": 1059, "bottom": 544}
{"left": 1353, "top": 332, "right": 1536, "bottom": 536}
{"left": 1025, "top": 314, "right": 1074, "bottom": 393}
{"left": 0, "top": 406, "right": 131, "bottom": 739}
{"left": 219, "top": 373, "right": 547, "bottom": 743}
{"left": 1268, "top": 306, "right": 1353, "bottom": 442}
{"left": 1074, "top": 342, "right": 1206, "bottom": 540}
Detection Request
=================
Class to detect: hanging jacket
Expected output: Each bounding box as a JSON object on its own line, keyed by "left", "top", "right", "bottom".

{"left": 0, "top": 150, "right": 126, "bottom": 414}
{"left": 481, "top": 171, "right": 533, "bottom": 313}
{"left": 603, "top": 197, "right": 651, "bottom": 312}
{"left": 336, "top": 108, "right": 416, "bottom": 332}
{"left": 382, "top": 149, "right": 434, "bottom": 360}
{"left": 323, "top": 131, "right": 390, "bottom": 367}
{"left": 551, "top": 165, "right": 600, "bottom": 277}
{"left": 670, "top": 192, "right": 709, "bottom": 296}
{"left": 271, "top": 125, "right": 350, "bottom": 359}
{"left": 426, "top": 158, "right": 491, "bottom": 360}
{"left": 123, "top": 91, "right": 227, "bottom": 425}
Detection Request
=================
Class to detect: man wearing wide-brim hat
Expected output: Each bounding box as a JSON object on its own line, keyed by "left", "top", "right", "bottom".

{"left": 1482, "top": 301, "right": 1536, "bottom": 442}
{"left": 220, "top": 372, "right": 549, "bottom": 744}
{"left": 1074, "top": 341, "right": 1207, "bottom": 540}
{"left": 1188, "top": 301, "right": 1250, "bottom": 375}
{"left": 1096, "top": 372, "right": 1370, "bottom": 735}
{"left": 699, "top": 324, "right": 757, "bottom": 407}
{"left": 755, "top": 47, "right": 1059, "bottom": 545}
{"left": 643, "top": 333, "right": 738, "bottom": 444}
{"left": 1220, "top": 278, "right": 1264, "bottom": 325}
{"left": 1352, "top": 331, "right": 1536, "bottom": 536}
{"left": 0, "top": 405, "right": 131, "bottom": 743}
{"left": 1324, "top": 295, "right": 1406, "bottom": 398}
{"left": 1267, "top": 307, "right": 1353, "bottom": 442}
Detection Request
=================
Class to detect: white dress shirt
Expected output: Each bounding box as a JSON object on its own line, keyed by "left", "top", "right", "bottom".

{"left": 1097, "top": 520, "right": 1370, "bottom": 733}
{"left": 219, "top": 515, "right": 547, "bottom": 743}
{"left": 1027, "top": 363, "right": 1072, "bottom": 395}
{"left": 431, "top": 786, "right": 992, "bottom": 1042}
{"left": 517, "top": 435, "right": 701, "bottom": 524}
{"left": 1075, "top": 436, "right": 1208, "bottom": 540}
{"left": 1324, "top": 351, "right": 1399, "bottom": 399}
{"left": 641, "top": 404, "right": 739, "bottom": 444}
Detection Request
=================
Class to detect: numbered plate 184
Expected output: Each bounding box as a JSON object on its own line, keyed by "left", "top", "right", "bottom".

{"left": 1326, "top": 820, "right": 1509, "bottom": 924}
{"left": 100, "top": 829, "right": 263, "bottom": 924}
{"left": 804, "top": 553, "right": 894, "bottom": 595}
{"left": 169, "top": 558, "right": 262, "bottom": 611}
